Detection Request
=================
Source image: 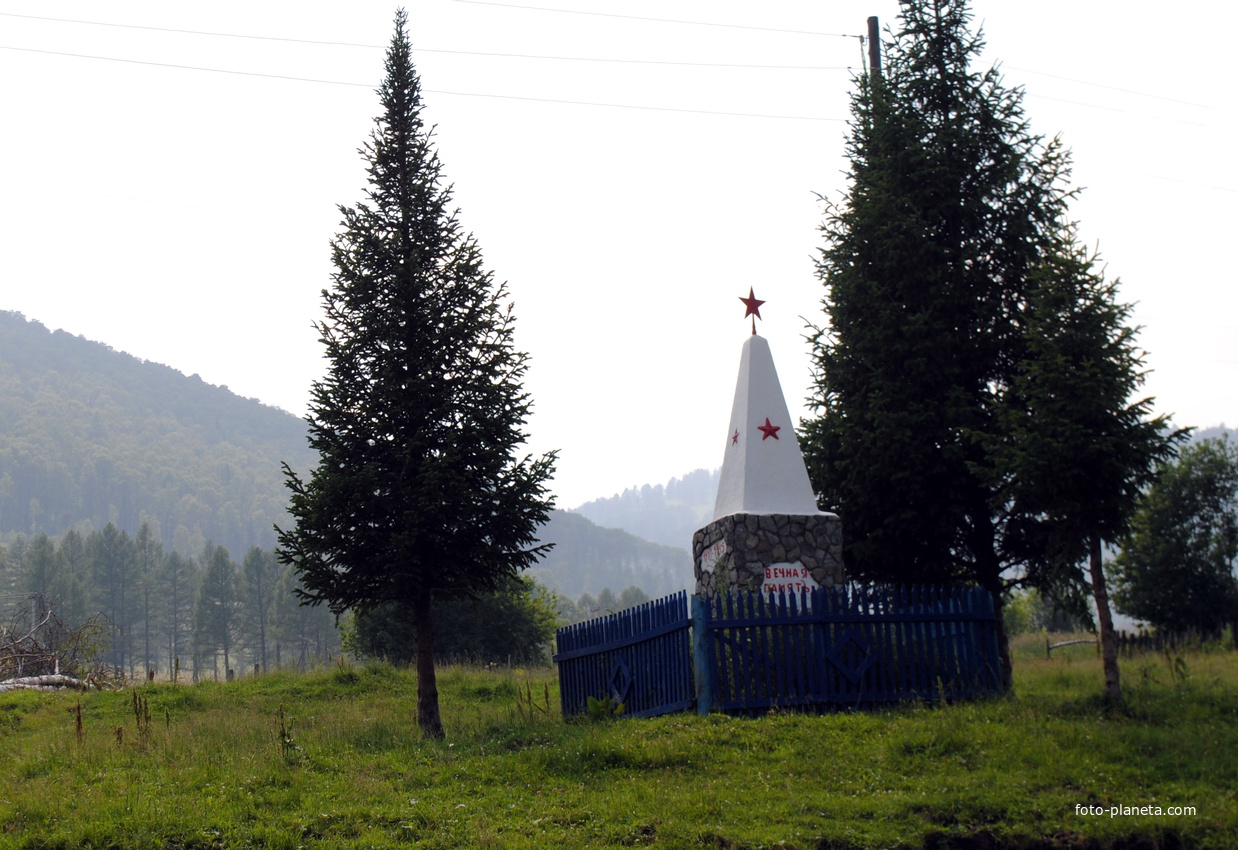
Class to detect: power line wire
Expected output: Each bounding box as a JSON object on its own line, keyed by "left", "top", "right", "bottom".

{"left": 1007, "top": 65, "right": 1209, "bottom": 110}
{"left": 0, "top": 44, "right": 375, "bottom": 87}
{"left": 420, "top": 47, "right": 849, "bottom": 71}
{"left": 0, "top": 11, "right": 383, "bottom": 48}
{"left": 0, "top": 10, "right": 849, "bottom": 70}
{"left": 427, "top": 87, "right": 843, "bottom": 120}
{"left": 0, "top": 44, "right": 844, "bottom": 121}
{"left": 452, "top": 0, "right": 863, "bottom": 37}
{"left": 3, "top": 8, "right": 1210, "bottom": 110}
{"left": 1025, "top": 91, "right": 1209, "bottom": 128}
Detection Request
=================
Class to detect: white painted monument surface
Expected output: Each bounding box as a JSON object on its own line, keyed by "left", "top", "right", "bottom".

{"left": 712, "top": 329, "right": 822, "bottom": 521}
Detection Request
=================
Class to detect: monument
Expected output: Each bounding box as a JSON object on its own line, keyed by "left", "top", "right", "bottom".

{"left": 692, "top": 289, "right": 844, "bottom": 598}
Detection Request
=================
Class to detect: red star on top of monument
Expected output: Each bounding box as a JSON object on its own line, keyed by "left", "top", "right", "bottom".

{"left": 739, "top": 287, "right": 765, "bottom": 334}
{"left": 758, "top": 417, "right": 781, "bottom": 441}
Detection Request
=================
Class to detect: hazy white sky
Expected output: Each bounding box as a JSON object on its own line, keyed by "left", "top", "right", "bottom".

{"left": 2, "top": 1, "right": 1234, "bottom": 509}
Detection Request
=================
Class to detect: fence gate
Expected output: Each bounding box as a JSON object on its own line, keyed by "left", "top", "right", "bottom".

{"left": 553, "top": 590, "right": 693, "bottom": 719}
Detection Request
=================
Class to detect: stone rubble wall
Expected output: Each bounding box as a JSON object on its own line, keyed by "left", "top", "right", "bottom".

{"left": 692, "top": 512, "right": 844, "bottom": 597}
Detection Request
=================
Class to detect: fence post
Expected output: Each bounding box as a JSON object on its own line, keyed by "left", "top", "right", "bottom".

{"left": 692, "top": 595, "right": 714, "bottom": 715}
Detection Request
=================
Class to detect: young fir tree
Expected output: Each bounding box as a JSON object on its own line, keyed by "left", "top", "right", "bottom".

{"left": 979, "top": 228, "right": 1183, "bottom": 700}
{"left": 277, "top": 10, "right": 556, "bottom": 738}
{"left": 801, "top": 0, "right": 1178, "bottom": 693}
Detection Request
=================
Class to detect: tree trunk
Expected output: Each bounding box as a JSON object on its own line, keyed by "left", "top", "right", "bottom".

{"left": 985, "top": 581, "right": 1014, "bottom": 694}
{"left": 1088, "top": 531, "right": 1122, "bottom": 703}
{"left": 144, "top": 587, "right": 151, "bottom": 679}
{"left": 412, "top": 592, "right": 445, "bottom": 739}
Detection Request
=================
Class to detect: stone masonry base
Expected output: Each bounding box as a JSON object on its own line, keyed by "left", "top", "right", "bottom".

{"left": 692, "top": 512, "right": 844, "bottom": 597}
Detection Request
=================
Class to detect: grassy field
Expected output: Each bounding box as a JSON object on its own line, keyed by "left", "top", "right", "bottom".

{"left": 1, "top": 635, "right": 1235, "bottom": 849}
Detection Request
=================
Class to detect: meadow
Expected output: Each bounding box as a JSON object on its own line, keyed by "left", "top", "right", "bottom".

{"left": 1, "top": 635, "right": 1235, "bottom": 849}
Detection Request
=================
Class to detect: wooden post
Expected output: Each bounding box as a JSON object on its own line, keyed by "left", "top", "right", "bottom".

{"left": 867, "top": 16, "right": 881, "bottom": 79}
{"left": 692, "top": 595, "right": 714, "bottom": 715}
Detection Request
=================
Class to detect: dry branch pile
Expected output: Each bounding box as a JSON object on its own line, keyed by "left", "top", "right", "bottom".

{"left": 1, "top": 602, "right": 112, "bottom": 693}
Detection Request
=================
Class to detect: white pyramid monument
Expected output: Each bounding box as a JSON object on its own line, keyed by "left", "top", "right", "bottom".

{"left": 692, "top": 290, "right": 844, "bottom": 598}
{"left": 712, "top": 331, "right": 821, "bottom": 519}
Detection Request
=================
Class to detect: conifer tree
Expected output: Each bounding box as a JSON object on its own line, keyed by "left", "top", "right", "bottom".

{"left": 802, "top": 0, "right": 1179, "bottom": 693}
{"left": 134, "top": 521, "right": 163, "bottom": 676}
{"left": 53, "top": 529, "right": 91, "bottom": 627}
{"left": 22, "top": 534, "right": 58, "bottom": 619}
{"left": 269, "top": 562, "right": 339, "bottom": 669}
{"left": 240, "top": 547, "right": 278, "bottom": 673}
{"left": 155, "top": 549, "right": 196, "bottom": 680}
{"left": 193, "top": 544, "right": 238, "bottom": 678}
{"left": 278, "top": 10, "right": 556, "bottom": 737}
{"left": 89, "top": 523, "right": 135, "bottom": 672}
{"left": 979, "top": 229, "right": 1182, "bottom": 699}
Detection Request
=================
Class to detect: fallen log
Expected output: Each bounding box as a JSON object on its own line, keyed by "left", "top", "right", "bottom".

{"left": 0, "top": 674, "right": 93, "bottom": 693}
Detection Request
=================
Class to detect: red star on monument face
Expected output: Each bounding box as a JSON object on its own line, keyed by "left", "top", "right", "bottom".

{"left": 732, "top": 428, "right": 740, "bottom": 445}
{"left": 739, "top": 287, "right": 765, "bottom": 321}
{"left": 758, "top": 417, "right": 781, "bottom": 441}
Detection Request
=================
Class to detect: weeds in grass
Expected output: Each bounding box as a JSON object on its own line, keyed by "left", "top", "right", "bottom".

{"left": 1165, "top": 651, "right": 1191, "bottom": 688}
{"left": 276, "top": 702, "right": 306, "bottom": 764}
{"left": 131, "top": 689, "right": 152, "bottom": 747}
{"left": 585, "top": 694, "right": 625, "bottom": 722}
{"left": 515, "top": 681, "right": 552, "bottom": 722}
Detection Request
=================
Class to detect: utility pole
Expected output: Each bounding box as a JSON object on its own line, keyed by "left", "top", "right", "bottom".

{"left": 867, "top": 16, "right": 882, "bottom": 80}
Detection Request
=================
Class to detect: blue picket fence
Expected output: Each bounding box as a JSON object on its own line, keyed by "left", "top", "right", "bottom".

{"left": 553, "top": 590, "right": 694, "bottom": 719}
{"left": 695, "top": 584, "right": 1001, "bottom": 714}
{"left": 554, "top": 584, "right": 1001, "bottom": 719}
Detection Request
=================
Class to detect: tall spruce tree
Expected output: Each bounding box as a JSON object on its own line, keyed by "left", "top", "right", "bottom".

{"left": 277, "top": 10, "right": 556, "bottom": 738}
{"left": 801, "top": 0, "right": 1178, "bottom": 693}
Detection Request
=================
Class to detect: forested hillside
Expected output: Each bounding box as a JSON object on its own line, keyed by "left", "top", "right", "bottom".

{"left": 0, "top": 311, "right": 693, "bottom": 603}
{"left": 531, "top": 510, "right": 693, "bottom": 600}
{"left": 0, "top": 311, "right": 315, "bottom": 556}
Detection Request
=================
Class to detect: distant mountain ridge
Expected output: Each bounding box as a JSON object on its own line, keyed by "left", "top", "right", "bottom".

{"left": 572, "top": 468, "right": 719, "bottom": 550}
{"left": 1193, "top": 425, "right": 1236, "bottom": 444}
{"left": 0, "top": 311, "right": 693, "bottom": 597}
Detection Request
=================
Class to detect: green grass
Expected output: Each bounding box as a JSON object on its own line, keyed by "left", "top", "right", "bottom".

{"left": 1, "top": 642, "right": 1236, "bottom": 849}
